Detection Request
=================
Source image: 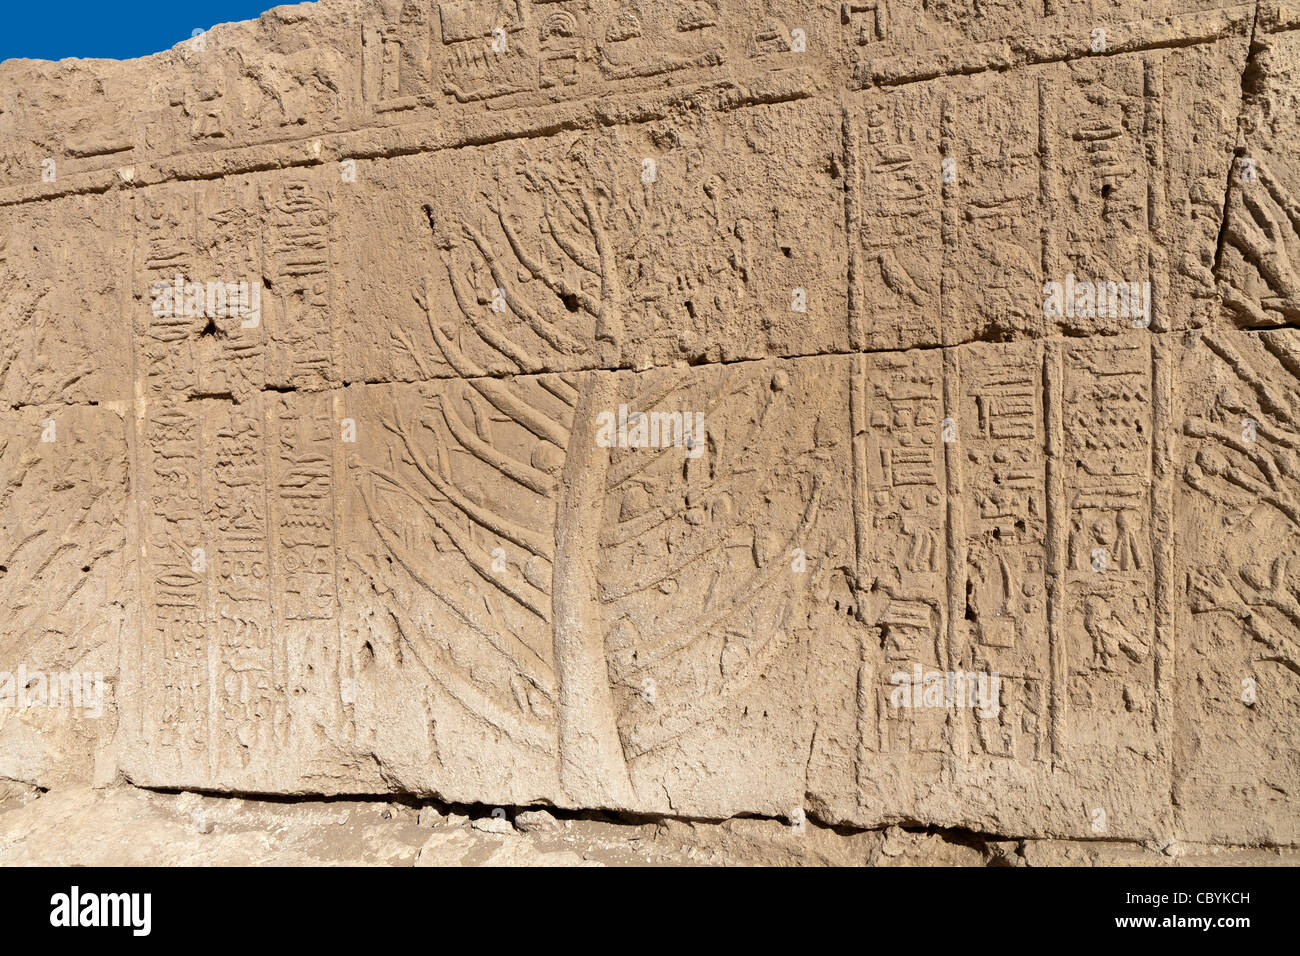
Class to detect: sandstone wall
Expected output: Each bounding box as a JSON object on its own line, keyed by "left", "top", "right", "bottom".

{"left": 0, "top": 0, "right": 1296, "bottom": 845}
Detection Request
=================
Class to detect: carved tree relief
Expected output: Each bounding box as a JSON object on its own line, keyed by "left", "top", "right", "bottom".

{"left": 1184, "top": 329, "right": 1300, "bottom": 678}
{"left": 1220, "top": 165, "right": 1300, "bottom": 328}
{"left": 357, "top": 133, "right": 826, "bottom": 807}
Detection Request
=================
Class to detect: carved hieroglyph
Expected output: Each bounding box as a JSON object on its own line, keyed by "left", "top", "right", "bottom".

{"left": 0, "top": 0, "right": 1297, "bottom": 843}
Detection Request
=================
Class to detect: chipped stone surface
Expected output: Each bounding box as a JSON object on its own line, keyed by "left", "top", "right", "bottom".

{"left": 2, "top": 786, "right": 1297, "bottom": 866}
{"left": 0, "top": 0, "right": 1298, "bottom": 854}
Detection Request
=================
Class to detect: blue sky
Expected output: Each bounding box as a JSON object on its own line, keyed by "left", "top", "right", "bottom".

{"left": 1, "top": 1, "right": 285, "bottom": 63}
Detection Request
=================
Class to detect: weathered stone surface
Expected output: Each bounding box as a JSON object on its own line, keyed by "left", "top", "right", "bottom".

{"left": 0, "top": 0, "right": 1297, "bottom": 852}
{"left": 0, "top": 404, "right": 129, "bottom": 788}
{"left": 1176, "top": 328, "right": 1300, "bottom": 845}
{"left": 3, "top": 785, "right": 1297, "bottom": 866}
